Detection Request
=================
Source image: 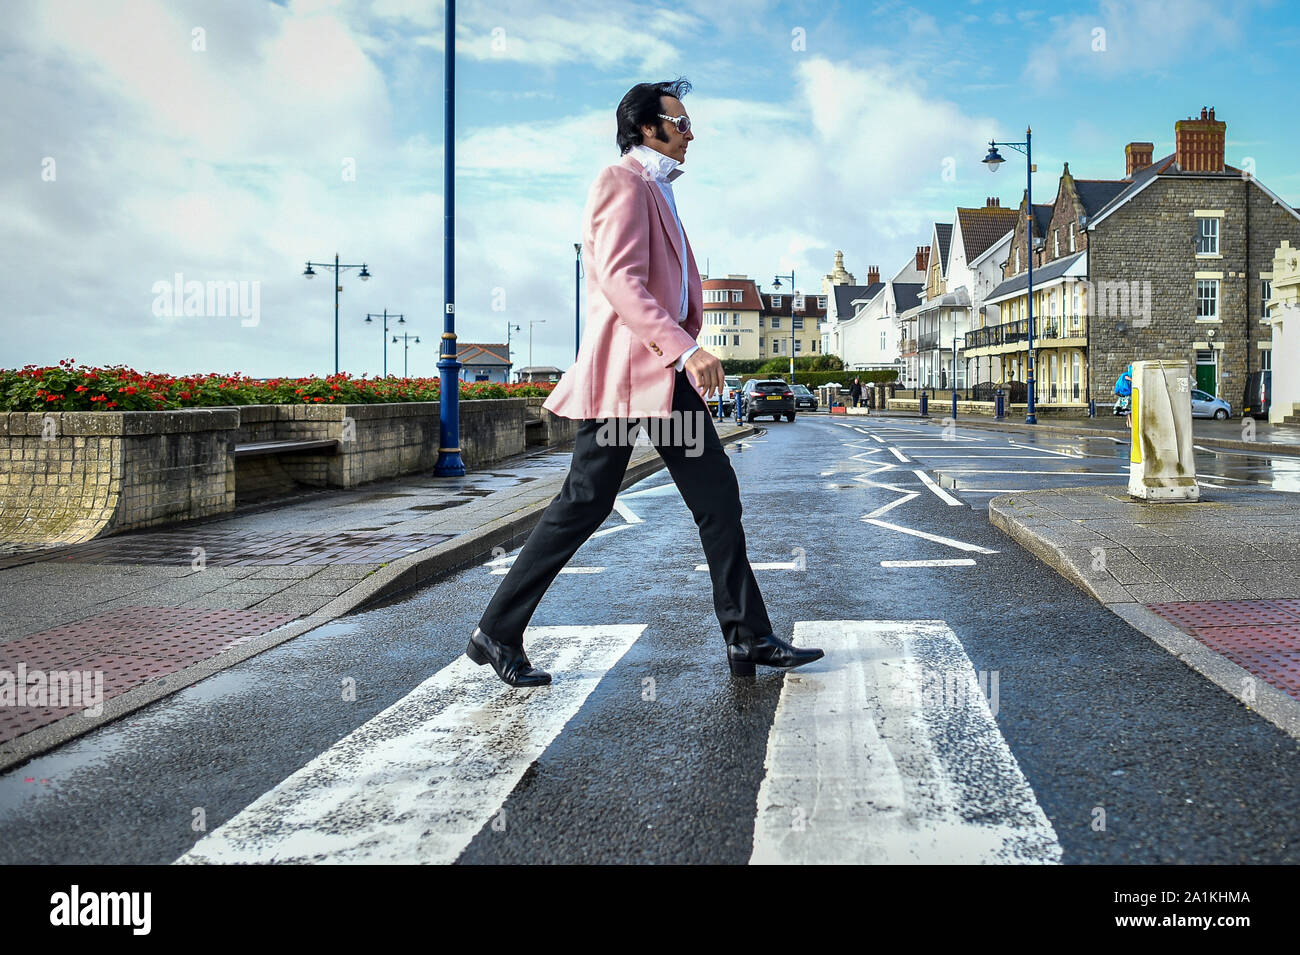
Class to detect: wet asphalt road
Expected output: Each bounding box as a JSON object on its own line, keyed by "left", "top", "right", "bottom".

{"left": 0, "top": 412, "right": 1296, "bottom": 864}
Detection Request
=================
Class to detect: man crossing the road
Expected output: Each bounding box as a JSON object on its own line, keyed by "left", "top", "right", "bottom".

{"left": 467, "top": 78, "right": 823, "bottom": 687}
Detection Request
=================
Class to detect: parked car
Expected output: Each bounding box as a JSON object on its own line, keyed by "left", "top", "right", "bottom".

{"left": 1191, "top": 388, "right": 1231, "bottom": 419}
{"left": 740, "top": 378, "right": 796, "bottom": 422}
{"left": 1243, "top": 370, "right": 1271, "bottom": 419}
{"left": 791, "top": 383, "right": 818, "bottom": 412}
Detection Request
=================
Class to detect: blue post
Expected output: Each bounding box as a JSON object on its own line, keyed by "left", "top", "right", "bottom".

{"left": 919, "top": 390, "right": 929, "bottom": 417}
{"left": 435, "top": 0, "right": 465, "bottom": 476}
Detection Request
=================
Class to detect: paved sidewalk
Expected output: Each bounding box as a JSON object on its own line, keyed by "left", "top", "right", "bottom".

{"left": 0, "top": 419, "right": 756, "bottom": 769}
{"left": 990, "top": 484, "right": 1300, "bottom": 739}
{"left": 858, "top": 408, "right": 1300, "bottom": 455}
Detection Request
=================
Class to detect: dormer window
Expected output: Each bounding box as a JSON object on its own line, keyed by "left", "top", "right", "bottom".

{"left": 771, "top": 295, "right": 782, "bottom": 307}
{"left": 794, "top": 294, "right": 805, "bottom": 311}
{"left": 731, "top": 289, "right": 743, "bottom": 302}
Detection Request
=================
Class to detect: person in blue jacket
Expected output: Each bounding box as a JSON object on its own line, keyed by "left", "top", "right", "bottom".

{"left": 1113, "top": 364, "right": 1133, "bottom": 428}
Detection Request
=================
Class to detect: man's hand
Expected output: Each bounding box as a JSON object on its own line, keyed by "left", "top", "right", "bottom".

{"left": 684, "top": 348, "right": 724, "bottom": 399}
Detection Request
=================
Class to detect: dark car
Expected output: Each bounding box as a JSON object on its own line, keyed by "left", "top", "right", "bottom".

{"left": 740, "top": 378, "right": 796, "bottom": 422}
{"left": 1243, "top": 370, "right": 1271, "bottom": 419}
{"left": 791, "top": 383, "right": 818, "bottom": 411}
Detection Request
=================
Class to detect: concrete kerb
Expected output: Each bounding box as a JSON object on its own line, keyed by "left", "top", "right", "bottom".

{"left": 989, "top": 488, "right": 1300, "bottom": 743}
{"left": 0, "top": 425, "right": 757, "bottom": 772}
{"left": 877, "top": 412, "right": 1300, "bottom": 458}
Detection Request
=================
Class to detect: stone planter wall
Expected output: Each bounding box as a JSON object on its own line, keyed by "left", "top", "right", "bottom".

{"left": 1, "top": 397, "right": 564, "bottom": 548}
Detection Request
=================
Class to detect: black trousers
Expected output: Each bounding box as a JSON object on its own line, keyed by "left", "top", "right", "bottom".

{"left": 478, "top": 368, "right": 772, "bottom": 647}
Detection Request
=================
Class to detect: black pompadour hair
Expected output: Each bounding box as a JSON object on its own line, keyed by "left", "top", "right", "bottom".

{"left": 615, "top": 77, "right": 691, "bottom": 155}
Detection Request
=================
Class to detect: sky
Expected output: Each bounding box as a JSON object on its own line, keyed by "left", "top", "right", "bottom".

{"left": 3, "top": 0, "right": 1297, "bottom": 378}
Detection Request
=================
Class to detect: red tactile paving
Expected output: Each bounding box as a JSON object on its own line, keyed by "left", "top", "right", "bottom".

{"left": 1146, "top": 600, "right": 1300, "bottom": 700}
{"left": 0, "top": 606, "right": 298, "bottom": 745}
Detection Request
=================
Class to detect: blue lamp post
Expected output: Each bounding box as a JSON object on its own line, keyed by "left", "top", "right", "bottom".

{"left": 771, "top": 271, "right": 797, "bottom": 389}
{"left": 435, "top": 0, "right": 464, "bottom": 475}
{"left": 983, "top": 126, "right": 1037, "bottom": 424}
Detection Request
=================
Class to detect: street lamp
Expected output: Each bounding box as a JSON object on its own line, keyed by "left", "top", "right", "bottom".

{"left": 506, "top": 321, "right": 521, "bottom": 383}
{"left": 983, "top": 126, "right": 1037, "bottom": 424}
{"left": 772, "top": 271, "right": 797, "bottom": 387}
{"left": 529, "top": 319, "right": 546, "bottom": 371}
{"left": 392, "top": 333, "right": 421, "bottom": 377}
{"left": 303, "top": 254, "right": 370, "bottom": 375}
{"left": 364, "top": 309, "right": 405, "bottom": 377}
{"left": 435, "top": 0, "right": 464, "bottom": 476}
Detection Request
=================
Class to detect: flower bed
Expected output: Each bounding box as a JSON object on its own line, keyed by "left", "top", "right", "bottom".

{"left": 0, "top": 360, "right": 556, "bottom": 412}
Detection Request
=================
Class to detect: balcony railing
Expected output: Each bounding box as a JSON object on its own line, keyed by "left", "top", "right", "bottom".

{"left": 965, "top": 315, "right": 1087, "bottom": 349}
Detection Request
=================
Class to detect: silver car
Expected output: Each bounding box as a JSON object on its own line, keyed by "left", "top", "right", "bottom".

{"left": 1190, "top": 388, "right": 1231, "bottom": 419}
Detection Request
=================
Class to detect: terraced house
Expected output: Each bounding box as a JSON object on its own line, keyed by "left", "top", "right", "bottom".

{"left": 969, "top": 107, "right": 1300, "bottom": 414}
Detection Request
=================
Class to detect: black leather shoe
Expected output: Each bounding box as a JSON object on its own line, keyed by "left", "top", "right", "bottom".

{"left": 727, "top": 633, "right": 824, "bottom": 677}
{"left": 466, "top": 627, "right": 551, "bottom": 687}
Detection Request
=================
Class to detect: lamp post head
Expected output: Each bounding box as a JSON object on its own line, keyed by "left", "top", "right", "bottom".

{"left": 398, "top": 315, "right": 405, "bottom": 324}
{"left": 364, "top": 315, "right": 372, "bottom": 323}
{"left": 414, "top": 336, "right": 421, "bottom": 344}
{"left": 303, "top": 263, "right": 316, "bottom": 279}
{"left": 982, "top": 144, "right": 1005, "bottom": 171}
{"left": 392, "top": 335, "right": 398, "bottom": 343}
{"left": 358, "top": 265, "right": 371, "bottom": 281}
{"left": 772, "top": 276, "right": 783, "bottom": 289}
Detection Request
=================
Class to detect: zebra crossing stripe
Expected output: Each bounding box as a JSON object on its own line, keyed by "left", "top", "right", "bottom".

{"left": 174, "top": 624, "right": 644, "bottom": 865}
{"left": 749, "top": 620, "right": 1061, "bottom": 865}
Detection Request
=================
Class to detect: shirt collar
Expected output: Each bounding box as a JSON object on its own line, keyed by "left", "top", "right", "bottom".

{"left": 627, "top": 143, "right": 684, "bottom": 183}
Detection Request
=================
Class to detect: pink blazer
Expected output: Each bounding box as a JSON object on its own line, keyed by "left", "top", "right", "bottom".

{"left": 542, "top": 151, "right": 703, "bottom": 420}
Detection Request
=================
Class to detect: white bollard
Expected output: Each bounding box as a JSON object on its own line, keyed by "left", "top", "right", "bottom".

{"left": 1128, "top": 359, "right": 1199, "bottom": 501}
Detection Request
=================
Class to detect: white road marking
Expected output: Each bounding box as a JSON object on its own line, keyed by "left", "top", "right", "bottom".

{"left": 1006, "top": 442, "right": 1080, "bottom": 458}
{"left": 695, "top": 560, "right": 803, "bottom": 571}
{"left": 492, "top": 566, "right": 603, "bottom": 575}
{"left": 175, "top": 625, "right": 644, "bottom": 865}
{"left": 950, "top": 489, "right": 1030, "bottom": 493}
{"left": 861, "top": 492, "right": 919, "bottom": 520}
{"left": 589, "top": 523, "right": 635, "bottom": 539}
{"left": 863, "top": 518, "right": 999, "bottom": 554}
{"left": 888, "top": 447, "right": 911, "bottom": 463}
{"left": 881, "top": 559, "right": 977, "bottom": 568}
{"left": 749, "top": 620, "right": 1061, "bottom": 865}
{"left": 612, "top": 498, "right": 644, "bottom": 524}
{"left": 934, "top": 469, "right": 1128, "bottom": 476}
{"left": 487, "top": 554, "right": 604, "bottom": 575}
{"left": 870, "top": 435, "right": 886, "bottom": 444}
{"left": 913, "top": 469, "right": 964, "bottom": 506}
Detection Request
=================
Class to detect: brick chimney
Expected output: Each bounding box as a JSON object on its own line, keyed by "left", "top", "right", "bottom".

{"left": 1175, "top": 107, "right": 1225, "bottom": 173}
{"left": 867, "top": 265, "right": 880, "bottom": 285}
{"left": 1125, "top": 141, "right": 1154, "bottom": 177}
{"left": 985, "top": 197, "right": 1000, "bottom": 207}
{"left": 915, "top": 246, "right": 929, "bottom": 271}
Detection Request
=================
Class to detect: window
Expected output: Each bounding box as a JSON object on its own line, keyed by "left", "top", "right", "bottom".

{"left": 794, "top": 339, "right": 802, "bottom": 354}
{"left": 793, "top": 317, "right": 804, "bottom": 330}
{"left": 704, "top": 289, "right": 728, "bottom": 303}
{"left": 817, "top": 295, "right": 827, "bottom": 308}
{"left": 771, "top": 317, "right": 781, "bottom": 329}
{"left": 1053, "top": 230, "right": 1059, "bottom": 257}
{"left": 1262, "top": 279, "right": 1272, "bottom": 319}
{"left": 794, "top": 294, "right": 805, "bottom": 311}
{"left": 1196, "top": 217, "right": 1219, "bottom": 255}
{"left": 771, "top": 295, "right": 782, "bottom": 307}
{"left": 773, "top": 339, "right": 781, "bottom": 354}
{"left": 1069, "top": 222, "right": 1076, "bottom": 253}
{"left": 1072, "top": 284, "right": 1080, "bottom": 322}
{"left": 733, "top": 312, "right": 740, "bottom": 325}
{"left": 731, "top": 290, "right": 743, "bottom": 302}
{"left": 1196, "top": 279, "right": 1219, "bottom": 320}
{"left": 733, "top": 334, "right": 740, "bottom": 346}
{"left": 758, "top": 316, "right": 764, "bottom": 328}
{"left": 881, "top": 331, "right": 886, "bottom": 351}
{"left": 1014, "top": 248, "right": 1020, "bottom": 273}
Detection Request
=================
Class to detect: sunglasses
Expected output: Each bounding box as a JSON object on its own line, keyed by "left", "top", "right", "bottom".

{"left": 658, "top": 113, "right": 691, "bottom": 134}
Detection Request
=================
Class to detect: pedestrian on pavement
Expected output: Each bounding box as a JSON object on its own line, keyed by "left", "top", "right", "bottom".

{"left": 468, "top": 78, "right": 823, "bottom": 687}
{"left": 850, "top": 377, "right": 862, "bottom": 408}
{"left": 1113, "top": 363, "right": 1133, "bottom": 429}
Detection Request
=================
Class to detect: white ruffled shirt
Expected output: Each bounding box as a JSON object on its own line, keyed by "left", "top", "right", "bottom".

{"left": 626, "top": 143, "right": 700, "bottom": 372}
